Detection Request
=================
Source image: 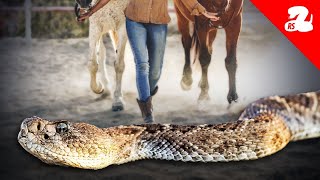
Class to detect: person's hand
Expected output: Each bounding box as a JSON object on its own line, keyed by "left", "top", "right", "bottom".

{"left": 77, "top": 11, "right": 92, "bottom": 22}
{"left": 202, "top": 11, "right": 220, "bottom": 21}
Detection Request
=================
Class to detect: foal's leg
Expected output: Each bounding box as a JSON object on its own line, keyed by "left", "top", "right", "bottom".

{"left": 198, "top": 30, "right": 216, "bottom": 103}
{"left": 224, "top": 14, "right": 241, "bottom": 103}
{"left": 110, "top": 24, "right": 127, "bottom": 111}
{"left": 97, "top": 35, "right": 111, "bottom": 96}
{"left": 88, "top": 24, "right": 104, "bottom": 94}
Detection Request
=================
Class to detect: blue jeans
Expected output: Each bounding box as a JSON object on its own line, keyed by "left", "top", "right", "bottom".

{"left": 126, "top": 18, "right": 168, "bottom": 101}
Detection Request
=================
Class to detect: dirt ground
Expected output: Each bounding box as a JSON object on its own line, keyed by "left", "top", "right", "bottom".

{"left": 1, "top": 1, "right": 320, "bottom": 180}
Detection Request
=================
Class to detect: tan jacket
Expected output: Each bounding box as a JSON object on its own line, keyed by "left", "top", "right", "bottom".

{"left": 125, "top": 0, "right": 206, "bottom": 24}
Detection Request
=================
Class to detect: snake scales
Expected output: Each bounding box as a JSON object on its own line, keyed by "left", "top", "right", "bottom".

{"left": 18, "top": 91, "right": 320, "bottom": 169}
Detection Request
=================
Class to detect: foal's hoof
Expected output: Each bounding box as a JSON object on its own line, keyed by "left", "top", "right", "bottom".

{"left": 112, "top": 101, "right": 125, "bottom": 112}
{"left": 180, "top": 76, "right": 193, "bottom": 91}
{"left": 227, "top": 92, "right": 238, "bottom": 104}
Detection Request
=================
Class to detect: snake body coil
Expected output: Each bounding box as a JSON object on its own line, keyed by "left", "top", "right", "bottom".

{"left": 18, "top": 92, "right": 320, "bottom": 169}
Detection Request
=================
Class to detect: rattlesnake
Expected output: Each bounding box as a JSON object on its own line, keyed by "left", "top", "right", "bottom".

{"left": 18, "top": 91, "right": 320, "bottom": 169}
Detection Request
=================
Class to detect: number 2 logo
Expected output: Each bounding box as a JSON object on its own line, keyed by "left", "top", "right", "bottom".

{"left": 285, "top": 6, "right": 313, "bottom": 32}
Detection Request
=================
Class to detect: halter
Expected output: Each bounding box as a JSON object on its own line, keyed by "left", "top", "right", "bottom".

{"left": 208, "top": 7, "right": 235, "bottom": 29}
{"left": 207, "top": 0, "right": 235, "bottom": 29}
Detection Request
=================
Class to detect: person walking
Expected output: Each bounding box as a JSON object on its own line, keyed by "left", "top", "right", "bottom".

{"left": 78, "top": 0, "right": 219, "bottom": 123}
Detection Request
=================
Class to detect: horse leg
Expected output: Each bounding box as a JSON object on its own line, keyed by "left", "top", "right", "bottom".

{"left": 97, "top": 35, "right": 111, "bottom": 96}
{"left": 224, "top": 14, "right": 241, "bottom": 103}
{"left": 180, "top": 23, "right": 193, "bottom": 91}
{"left": 198, "top": 30, "right": 215, "bottom": 103}
{"left": 176, "top": 8, "right": 193, "bottom": 91}
{"left": 110, "top": 25, "right": 127, "bottom": 111}
{"left": 87, "top": 25, "right": 104, "bottom": 94}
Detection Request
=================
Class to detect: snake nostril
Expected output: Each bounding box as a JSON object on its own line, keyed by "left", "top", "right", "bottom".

{"left": 44, "top": 134, "right": 49, "bottom": 140}
{"left": 37, "top": 123, "right": 41, "bottom": 131}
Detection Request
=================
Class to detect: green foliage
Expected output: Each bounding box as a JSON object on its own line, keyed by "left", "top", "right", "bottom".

{"left": 31, "top": 11, "right": 89, "bottom": 38}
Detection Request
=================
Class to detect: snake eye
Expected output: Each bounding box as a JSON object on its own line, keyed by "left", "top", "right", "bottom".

{"left": 56, "top": 122, "right": 68, "bottom": 133}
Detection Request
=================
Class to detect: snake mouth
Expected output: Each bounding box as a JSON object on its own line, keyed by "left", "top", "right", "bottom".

{"left": 17, "top": 117, "right": 43, "bottom": 156}
{"left": 17, "top": 132, "right": 27, "bottom": 152}
{"left": 17, "top": 118, "right": 32, "bottom": 147}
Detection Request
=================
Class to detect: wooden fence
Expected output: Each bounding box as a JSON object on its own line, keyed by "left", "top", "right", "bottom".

{"left": 0, "top": 0, "right": 75, "bottom": 44}
{"left": 0, "top": 0, "right": 175, "bottom": 44}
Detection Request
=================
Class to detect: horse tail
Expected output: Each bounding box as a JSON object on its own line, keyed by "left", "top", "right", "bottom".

{"left": 191, "top": 19, "right": 200, "bottom": 64}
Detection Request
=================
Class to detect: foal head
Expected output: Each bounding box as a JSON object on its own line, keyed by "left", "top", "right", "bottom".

{"left": 74, "top": 0, "right": 93, "bottom": 18}
{"left": 75, "top": 0, "right": 92, "bottom": 8}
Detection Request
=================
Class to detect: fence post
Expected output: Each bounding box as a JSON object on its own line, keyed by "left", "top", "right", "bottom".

{"left": 24, "top": 0, "right": 32, "bottom": 44}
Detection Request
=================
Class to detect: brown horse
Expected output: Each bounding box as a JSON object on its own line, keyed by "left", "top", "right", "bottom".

{"left": 174, "top": 0, "right": 243, "bottom": 104}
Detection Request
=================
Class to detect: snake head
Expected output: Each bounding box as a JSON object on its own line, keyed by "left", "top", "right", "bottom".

{"left": 18, "top": 117, "right": 71, "bottom": 166}
{"left": 18, "top": 116, "right": 145, "bottom": 169}
{"left": 18, "top": 117, "right": 114, "bottom": 169}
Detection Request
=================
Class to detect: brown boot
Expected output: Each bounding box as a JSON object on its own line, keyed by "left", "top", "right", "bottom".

{"left": 136, "top": 97, "right": 154, "bottom": 123}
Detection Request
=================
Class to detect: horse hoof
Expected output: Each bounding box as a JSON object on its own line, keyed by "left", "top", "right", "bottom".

{"left": 180, "top": 77, "right": 193, "bottom": 91}
{"left": 112, "top": 101, "right": 124, "bottom": 112}
{"left": 227, "top": 92, "right": 238, "bottom": 104}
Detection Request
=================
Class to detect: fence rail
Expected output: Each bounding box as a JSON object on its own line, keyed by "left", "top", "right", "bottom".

{"left": 0, "top": 6, "right": 74, "bottom": 12}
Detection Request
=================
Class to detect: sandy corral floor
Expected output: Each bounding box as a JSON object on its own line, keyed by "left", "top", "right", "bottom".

{"left": 1, "top": 2, "right": 320, "bottom": 180}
